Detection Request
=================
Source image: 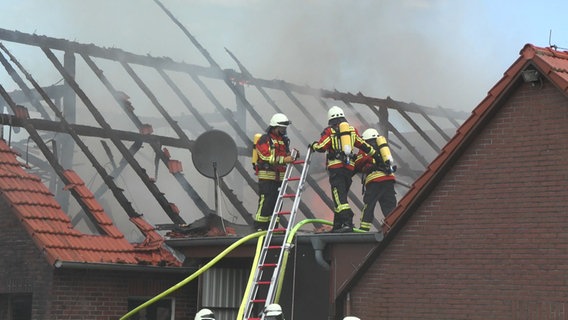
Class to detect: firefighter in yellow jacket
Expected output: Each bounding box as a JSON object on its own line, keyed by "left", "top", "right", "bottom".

{"left": 254, "top": 113, "right": 294, "bottom": 231}
{"left": 310, "top": 106, "right": 382, "bottom": 232}
{"left": 354, "top": 128, "right": 397, "bottom": 231}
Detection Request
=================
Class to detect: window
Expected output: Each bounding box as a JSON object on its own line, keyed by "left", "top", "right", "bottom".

{"left": 0, "top": 293, "right": 32, "bottom": 320}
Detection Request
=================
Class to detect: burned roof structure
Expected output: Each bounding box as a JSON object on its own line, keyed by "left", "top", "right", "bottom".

{"left": 0, "top": 18, "right": 469, "bottom": 240}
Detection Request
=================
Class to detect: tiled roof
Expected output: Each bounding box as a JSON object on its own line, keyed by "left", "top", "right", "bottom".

{"left": 383, "top": 43, "right": 568, "bottom": 232}
{"left": 0, "top": 140, "right": 180, "bottom": 267}
{"left": 337, "top": 44, "right": 568, "bottom": 301}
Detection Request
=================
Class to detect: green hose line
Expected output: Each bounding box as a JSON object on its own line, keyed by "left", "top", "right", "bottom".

{"left": 273, "top": 219, "right": 367, "bottom": 302}
{"left": 237, "top": 234, "right": 265, "bottom": 320}
{"left": 120, "top": 230, "right": 267, "bottom": 320}
{"left": 274, "top": 219, "right": 332, "bottom": 303}
{"left": 237, "top": 220, "right": 333, "bottom": 320}
{"left": 121, "top": 219, "right": 368, "bottom": 320}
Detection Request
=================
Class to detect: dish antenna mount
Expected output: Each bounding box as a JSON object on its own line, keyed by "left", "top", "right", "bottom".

{"left": 191, "top": 130, "right": 237, "bottom": 215}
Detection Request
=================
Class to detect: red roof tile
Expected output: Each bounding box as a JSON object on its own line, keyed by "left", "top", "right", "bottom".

{"left": 0, "top": 140, "right": 181, "bottom": 267}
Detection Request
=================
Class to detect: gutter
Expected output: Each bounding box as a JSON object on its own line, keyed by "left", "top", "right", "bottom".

{"left": 53, "top": 260, "right": 196, "bottom": 274}
{"left": 306, "top": 232, "right": 383, "bottom": 270}
{"left": 165, "top": 232, "right": 383, "bottom": 270}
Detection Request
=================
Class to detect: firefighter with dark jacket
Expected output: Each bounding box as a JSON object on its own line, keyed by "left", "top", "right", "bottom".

{"left": 354, "top": 128, "right": 397, "bottom": 231}
{"left": 309, "top": 106, "right": 382, "bottom": 232}
{"left": 253, "top": 113, "right": 294, "bottom": 231}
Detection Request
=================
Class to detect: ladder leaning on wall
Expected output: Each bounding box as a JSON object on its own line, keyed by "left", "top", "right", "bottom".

{"left": 242, "top": 147, "right": 313, "bottom": 320}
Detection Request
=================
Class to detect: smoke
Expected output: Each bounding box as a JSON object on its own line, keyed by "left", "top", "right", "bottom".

{"left": 2, "top": 0, "right": 567, "bottom": 234}
{"left": 1, "top": 0, "right": 564, "bottom": 112}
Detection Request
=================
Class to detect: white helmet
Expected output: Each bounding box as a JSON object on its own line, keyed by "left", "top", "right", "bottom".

{"left": 343, "top": 317, "right": 361, "bottom": 320}
{"left": 264, "top": 303, "right": 283, "bottom": 317}
{"left": 269, "top": 113, "right": 291, "bottom": 127}
{"left": 361, "top": 128, "right": 379, "bottom": 141}
{"left": 194, "top": 308, "right": 215, "bottom": 320}
{"left": 327, "top": 106, "right": 345, "bottom": 121}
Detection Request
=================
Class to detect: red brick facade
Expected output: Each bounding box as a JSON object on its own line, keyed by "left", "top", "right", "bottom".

{"left": 349, "top": 80, "right": 568, "bottom": 318}
{"left": 50, "top": 269, "right": 197, "bottom": 319}
{"left": 0, "top": 200, "right": 53, "bottom": 319}
{"left": 0, "top": 201, "right": 198, "bottom": 319}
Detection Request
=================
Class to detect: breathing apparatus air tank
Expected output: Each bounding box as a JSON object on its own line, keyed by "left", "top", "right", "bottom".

{"left": 376, "top": 135, "right": 394, "bottom": 164}
{"left": 251, "top": 133, "right": 262, "bottom": 170}
{"left": 338, "top": 122, "right": 353, "bottom": 163}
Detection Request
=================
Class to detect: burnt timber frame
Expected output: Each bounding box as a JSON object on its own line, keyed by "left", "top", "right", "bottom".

{"left": 0, "top": 27, "right": 469, "bottom": 232}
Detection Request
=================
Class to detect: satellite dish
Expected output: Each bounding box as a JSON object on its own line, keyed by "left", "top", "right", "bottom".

{"left": 192, "top": 130, "right": 237, "bottom": 178}
{"left": 192, "top": 130, "right": 237, "bottom": 216}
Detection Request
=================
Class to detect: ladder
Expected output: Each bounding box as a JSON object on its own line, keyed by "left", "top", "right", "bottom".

{"left": 243, "top": 147, "right": 312, "bottom": 320}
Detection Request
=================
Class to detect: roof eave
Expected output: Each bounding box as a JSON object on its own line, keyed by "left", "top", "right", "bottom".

{"left": 166, "top": 232, "right": 383, "bottom": 250}
{"left": 53, "top": 259, "right": 194, "bottom": 274}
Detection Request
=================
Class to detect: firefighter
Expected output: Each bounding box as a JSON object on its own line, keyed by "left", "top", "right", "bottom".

{"left": 254, "top": 113, "right": 295, "bottom": 231}
{"left": 194, "top": 308, "right": 215, "bottom": 320}
{"left": 310, "top": 106, "right": 382, "bottom": 232}
{"left": 264, "top": 303, "right": 284, "bottom": 320}
{"left": 354, "top": 128, "right": 397, "bottom": 231}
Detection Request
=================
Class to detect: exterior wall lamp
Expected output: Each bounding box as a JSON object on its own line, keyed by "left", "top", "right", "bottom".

{"left": 521, "top": 69, "right": 542, "bottom": 87}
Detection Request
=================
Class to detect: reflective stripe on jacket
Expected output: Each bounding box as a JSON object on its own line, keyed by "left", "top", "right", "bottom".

{"left": 312, "top": 125, "right": 377, "bottom": 170}
{"left": 354, "top": 151, "right": 395, "bottom": 184}
{"left": 256, "top": 132, "right": 289, "bottom": 180}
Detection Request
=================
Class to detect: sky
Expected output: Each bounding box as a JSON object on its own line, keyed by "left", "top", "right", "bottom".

{"left": 1, "top": 0, "right": 568, "bottom": 113}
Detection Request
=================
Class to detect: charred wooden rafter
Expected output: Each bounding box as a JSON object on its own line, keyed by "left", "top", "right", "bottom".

{"left": 0, "top": 46, "right": 151, "bottom": 230}
{"left": 0, "top": 26, "right": 469, "bottom": 230}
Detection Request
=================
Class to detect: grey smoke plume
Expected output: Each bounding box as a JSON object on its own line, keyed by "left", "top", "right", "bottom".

{"left": 2, "top": 0, "right": 564, "bottom": 112}
{"left": 2, "top": 0, "right": 567, "bottom": 236}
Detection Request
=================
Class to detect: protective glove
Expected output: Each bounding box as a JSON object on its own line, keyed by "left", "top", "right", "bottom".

{"left": 283, "top": 155, "right": 294, "bottom": 164}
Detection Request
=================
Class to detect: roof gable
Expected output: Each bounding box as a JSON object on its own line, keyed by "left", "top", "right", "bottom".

{"left": 0, "top": 140, "right": 180, "bottom": 267}
{"left": 383, "top": 43, "right": 568, "bottom": 233}
{"left": 337, "top": 43, "right": 568, "bottom": 302}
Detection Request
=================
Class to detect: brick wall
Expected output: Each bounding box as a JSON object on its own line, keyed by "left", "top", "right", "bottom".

{"left": 349, "top": 80, "right": 568, "bottom": 319}
{"left": 51, "top": 269, "right": 197, "bottom": 319}
{"left": 0, "top": 201, "right": 54, "bottom": 319}
{"left": 0, "top": 200, "right": 198, "bottom": 319}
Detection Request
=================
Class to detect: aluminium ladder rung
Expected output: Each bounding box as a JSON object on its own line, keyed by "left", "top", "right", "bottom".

{"left": 243, "top": 148, "right": 312, "bottom": 320}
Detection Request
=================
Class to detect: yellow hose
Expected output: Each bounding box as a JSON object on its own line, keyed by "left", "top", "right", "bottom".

{"left": 120, "top": 230, "right": 266, "bottom": 320}
{"left": 274, "top": 219, "right": 332, "bottom": 302}
{"left": 237, "top": 234, "right": 265, "bottom": 319}
{"left": 121, "top": 219, "right": 367, "bottom": 320}
{"left": 274, "top": 219, "right": 366, "bottom": 301}
{"left": 237, "top": 220, "right": 333, "bottom": 319}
